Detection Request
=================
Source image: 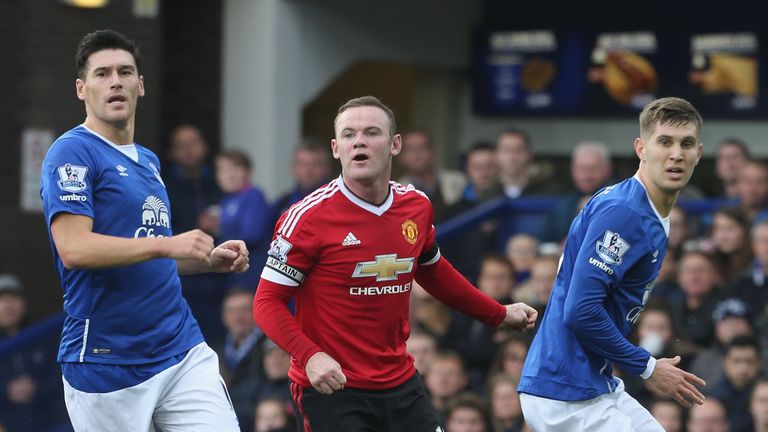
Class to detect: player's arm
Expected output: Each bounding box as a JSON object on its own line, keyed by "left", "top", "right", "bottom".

{"left": 176, "top": 240, "right": 250, "bottom": 275}
{"left": 253, "top": 277, "right": 346, "bottom": 394}
{"left": 415, "top": 250, "right": 536, "bottom": 330}
{"left": 51, "top": 213, "right": 213, "bottom": 269}
{"left": 562, "top": 208, "right": 655, "bottom": 375}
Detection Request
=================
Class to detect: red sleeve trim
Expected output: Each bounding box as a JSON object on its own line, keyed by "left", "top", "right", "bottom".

{"left": 253, "top": 279, "right": 322, "bottom": 368}
{"left": 415, "top": 257, "right": 506, "bottom": 327}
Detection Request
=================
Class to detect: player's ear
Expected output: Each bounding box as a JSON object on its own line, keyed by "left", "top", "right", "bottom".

{"left": 695, "top": 142, "right": 703, "bottom": 165}
{"left": 633, "top": 137, "right": 645, "bottom": 161}
{"left": 76, "top": 79, "right": 86, "bottom": 101}
{"left": 391, "top": 133, "right": 402, "bottom": 156}
{"left": 330, "top": 139, "right": 340, "bottom": 160}
{"left": 138, "top": 75, "right": 145, "bottom": 98}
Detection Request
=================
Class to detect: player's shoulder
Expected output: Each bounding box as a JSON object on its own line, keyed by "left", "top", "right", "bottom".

{"left": 275, "top": 180, "right": 342, "bottom": 239}
{"left": 391, "top": 180, "right": 431, "bottom": 204}
{"left": 588, "top": 177, "right": 647, "bottom": 215}
{"left": 45, "top": 125, "right": 101, "bottom": 163}
{"left": 135, "top": 143, "right": 160, "bottom": 163}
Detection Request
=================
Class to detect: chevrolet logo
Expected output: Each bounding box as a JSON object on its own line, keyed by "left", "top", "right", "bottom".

{"left": 352, "top": 254, "right": 414, "bottom": 282}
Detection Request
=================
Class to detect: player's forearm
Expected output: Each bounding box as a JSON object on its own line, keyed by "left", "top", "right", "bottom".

{"left": 175, "top": 258, "right": 211, "bottom": 275}
{"left": 253, "top": 279, "right": 323, "bottom": 367}
{"left": 56, "top": 231, "right": 168, "bottom": 269}
{"left": 415, "top": 257, "right": 506, "bottom": 327}
{"left": 563, "top": 302, "right": 650, "bottom": 376}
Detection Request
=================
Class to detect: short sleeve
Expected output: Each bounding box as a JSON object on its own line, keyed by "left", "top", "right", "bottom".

{"left": 40, "top": 138, "right": 97, "bottom": 226}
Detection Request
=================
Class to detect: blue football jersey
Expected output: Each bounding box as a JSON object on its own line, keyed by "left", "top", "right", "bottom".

{"left": 518, "top": 175, "right": 669, "bottom": 401}
{"left": 40, "top": 125, "right": 203, "bottom": 366}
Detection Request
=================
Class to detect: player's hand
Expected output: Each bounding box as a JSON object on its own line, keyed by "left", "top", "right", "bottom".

{"left": 210, "top": 240, "right": 249, "bottom": 273}
{"left": 645, "top": 356, "right": 706, "bottom": 408}
{"left": 306, "top": 352, "right": 347, "bottom": 395}
{"left": 164, "top": 229, "right": 215, "bottom": 264}
{"left": 499, "top": 303, "right": 538, "bottom": 332}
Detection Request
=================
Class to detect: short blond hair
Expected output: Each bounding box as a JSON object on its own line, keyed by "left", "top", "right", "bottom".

{"left": 639, "top": 97, "right": 702, "bottom": 140}
{"left": 334, "top": 96, "right": 397, "bottom": 138}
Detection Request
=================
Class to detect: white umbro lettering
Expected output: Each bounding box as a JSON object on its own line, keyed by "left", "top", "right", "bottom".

{"left": 342, "top": 232, "right": 361, "bottom": 246}
{"left": 59, "top": 193, "right": 87, "bottom": 202}
{"left": 116, "top": 165, "right": 129, "bottom": 176}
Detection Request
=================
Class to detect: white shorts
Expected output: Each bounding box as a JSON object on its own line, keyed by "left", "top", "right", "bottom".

{"left": 63, "top": 342, "right": 239, "bottom": 432}
{"left": 519, "top": 379, "right": 663, "bottom": 432}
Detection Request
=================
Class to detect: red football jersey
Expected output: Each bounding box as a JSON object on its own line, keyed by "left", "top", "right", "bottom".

{"left": 261, "top": 177, "right": 440, "bottom": 390}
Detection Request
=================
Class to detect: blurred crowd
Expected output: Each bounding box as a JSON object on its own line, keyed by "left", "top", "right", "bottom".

{"left": 2, "top": 124, "right": 768, "bottom": 432}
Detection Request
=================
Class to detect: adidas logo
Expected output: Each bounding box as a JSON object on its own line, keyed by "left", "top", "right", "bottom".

{"left": 342, "top": 232, "right": 361, "bottom": 246}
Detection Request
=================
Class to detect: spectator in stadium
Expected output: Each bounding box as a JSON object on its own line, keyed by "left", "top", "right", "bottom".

{"left": 488, "top": 373, "right": 524, "bottom": 432}
{"left": 495, "top": 128, "right": 555, "bottom": 199}
{"left": 735, "top": 161, "right": 768, "bottom": 223}
{"left": 397, "top": 129, "right": 467, "bottom": 223}
{"left": 164, "top": 124, "right": 230, "bottom": 340}
{"left": 751, "top": 378, "right": 768, "bottom": 432}
{"left": 272, "top": 138, "right": 334, "bottom": 224}
{"left": 444, "top": 392, "right": 492, "bottom": 432}
{"left": 669, "top": 251, "right": 720, "bottom": 348}
{"left": 164, "top": 123, "right": 223, "bottom": 234}
{"left": 444, "top": 142, "right": 505, "bottom": 282}
{"left": 406, "top": 330, "right": 438, "bottom": 374}
{"left": 539, "top": 141, "right": 613, "bottom": 243}
{"left": 505, "top": 234, "right": 539, "bottom": 284}
{"left": 708, "top": 207, "right": 753, "bottom": 285}
{"left": 0, "top": 274, "right": 28, "bottom": 338}
{"left": 217, "top": 288, "right": 267, "bottom": 432}
{"left": 410, "top": 281, "right": 453, "bottom": 347}
{"left": 512, "top": 254, "right": 559, "bottom": 310}
{"left": 0, "top": 274, "right": 68, "bottom": 431}
{"left": 425, "top": 351, "right": 470, "bottom": 417}
{"left": 214, "top": 150, "right": 272, "bottom": 289}
{"left": 40, "top": 29, "right": 248, "bottom": 431}
{"left": 253, "top": 340, "right": 292, "bottom": 407}
{"left": 624, "top": 303, "right": 696, "bottom": 407}
{"left": 690, "top": 298, "right": 754, "bottom": 388}
{"left": 726, "top": 219, "right": 768, "bottom": 332}
{"left": 649, "top": 398, "right": 683, "bottom": 432}
{"left": 446, "top": 254, "right": 516, "bottom": 384}
{"left": 668, "top": 206, "right": 691, "bottom": 258}
{"left": 487, "top": 335, "right": 530, "bottom": 382}
{"left": 688, "top": 398, "right": 730, "bottom": 432}
{"left": 706, "top": 336, "right": 762, "bottom": 432}
{"left": 253, "top": 96, "right": 537, "bottom": 432}
{"left": 254, "top": 398, "right": 294, "bottom": 432}
{"left": 710, "top": 138, "right": 751, "bottom": 199}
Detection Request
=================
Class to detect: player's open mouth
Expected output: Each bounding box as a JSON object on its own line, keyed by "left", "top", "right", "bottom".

{"left": 666, "top": 167, "right": 684, "bottom": 178}
{"left": 107, "top": 95, "right": 127, "bottom": 104}
{"left": 353, "top": 154, "right": 369, "bottom": 162}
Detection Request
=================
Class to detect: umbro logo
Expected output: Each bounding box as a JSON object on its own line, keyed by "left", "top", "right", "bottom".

{"left": 342, "top": 232, "right": 361, "bottom": 246}
{"left": 651, "top": 250, "right": 659, "bottom": 263}
{"left": 116, "top": 165, "right": 129, "bottom": 176}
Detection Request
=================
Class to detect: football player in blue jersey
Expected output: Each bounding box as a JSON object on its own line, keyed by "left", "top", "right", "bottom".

{"left": 518, "top": 97, "right": 707, "bottom": 432}
{"left": 40, "top": 30, "right": 248, "bottom": 431}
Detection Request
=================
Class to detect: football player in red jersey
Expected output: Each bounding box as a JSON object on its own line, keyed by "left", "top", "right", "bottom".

{"left": 254, "top": 95, "right": 537, "bottom": 432}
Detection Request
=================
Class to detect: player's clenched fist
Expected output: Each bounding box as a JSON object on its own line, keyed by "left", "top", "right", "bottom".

{"left": 500, "top": 303, "right": 538, "bottom": 332}
{"left": 306, "top": 352, "right": 348, "bottom": 395}
{"left": 164, "top": 229, "right": 215, "bottom": 263}
{"left": 210, "top": 240, "right": 250, "bottom": 273}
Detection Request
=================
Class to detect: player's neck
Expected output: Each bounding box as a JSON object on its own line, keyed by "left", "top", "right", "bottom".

{"left": 635, "top": 169, "right": 677, "bottom": 217}
{"left": 341, "top": 175, "right": 390, "bottom": 206}
{"left": 84, "top": 116, "right": 135, "bottom": 145}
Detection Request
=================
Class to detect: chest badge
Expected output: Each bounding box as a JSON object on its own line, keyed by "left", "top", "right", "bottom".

{"left": 402, "top": 219, "right": 418, "bottom": 245}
